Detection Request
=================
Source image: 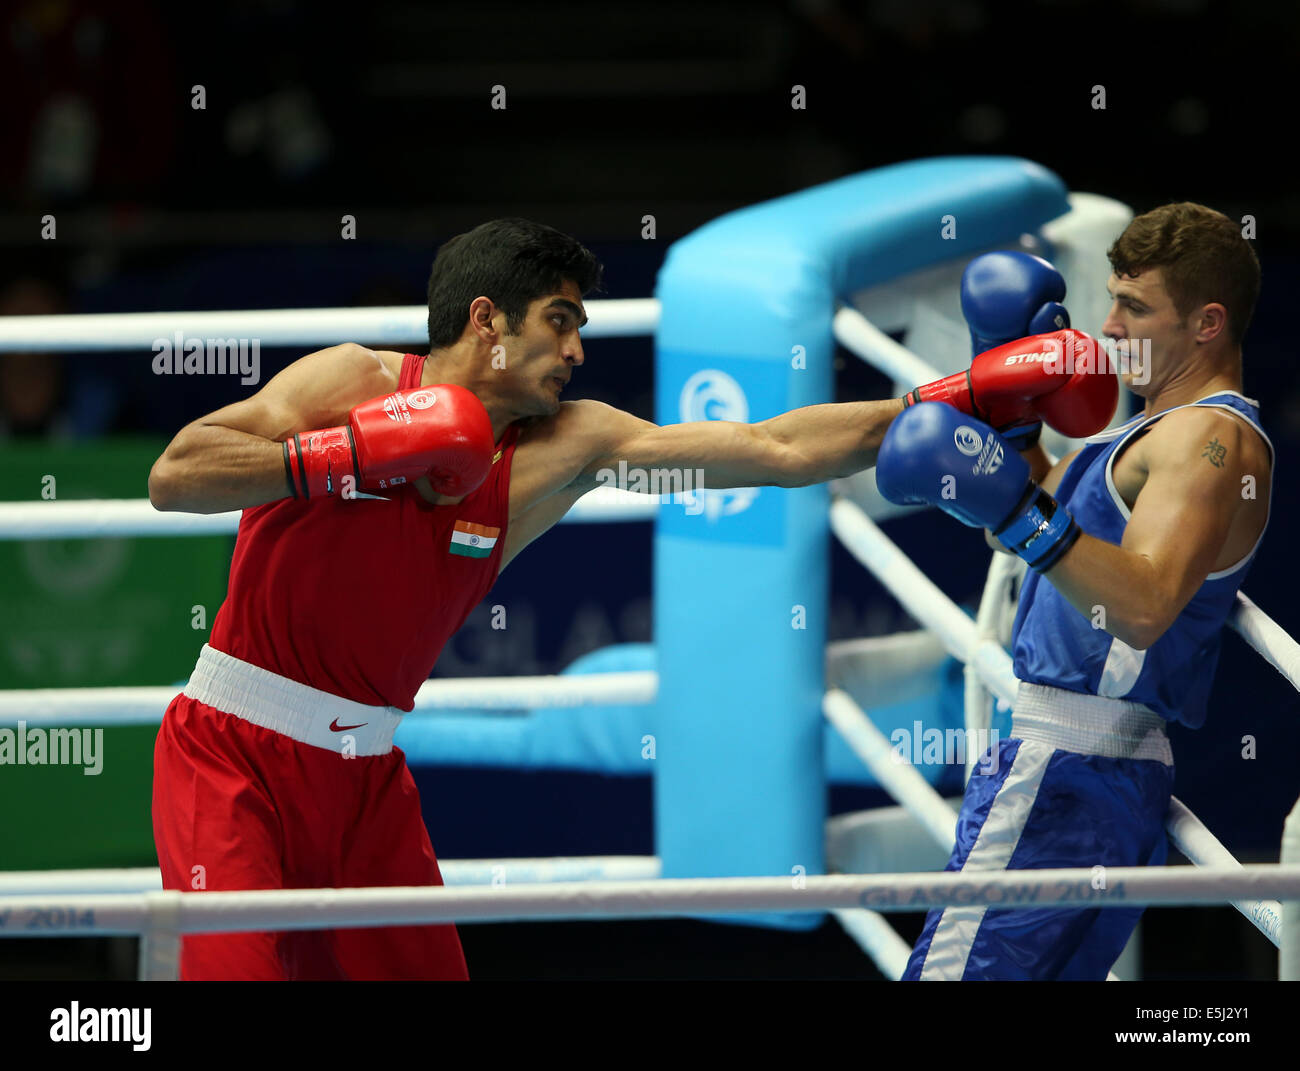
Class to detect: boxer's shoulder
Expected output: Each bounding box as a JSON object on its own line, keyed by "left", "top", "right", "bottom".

{"left": 1139, "top": 403, "right": 1268, "bottom": 476}
{"left": 1106, "top": 401, "right": 1271, "bottom": 524}
{"left": 372, "top": 348, "right": 412, "bottom": 387}
{"left": 514, "top": 398, "right": 621, "bottom": 449}
{"left": 510, "top": 400, "right": 642, "bottom": 504}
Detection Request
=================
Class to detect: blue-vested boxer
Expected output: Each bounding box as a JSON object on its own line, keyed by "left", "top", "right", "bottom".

{"left": 877, "top": 205, "right": 1271, "bottom": 979}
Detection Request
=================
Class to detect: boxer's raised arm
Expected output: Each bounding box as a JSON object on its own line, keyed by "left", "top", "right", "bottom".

{"left": 1043, "top": 411, "right": 1255, "bottom": 649}
{"left": 148, "top": 343, "right": 395, "bottom": 513}
{"left": 572, "top": 397, "right": 907, "bottom": 490}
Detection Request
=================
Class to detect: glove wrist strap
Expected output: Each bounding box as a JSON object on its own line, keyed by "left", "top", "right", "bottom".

{"left": 908, "top": 371, "right": 979, "bottom": 418}
{"left": 1001, "top": 421, "right": 1042, "bottom": 451}
{"left": 283, "top": 426, "right": 358, "bottom": 499}
{"left": 994, "top": 485, "right": 1080, "bottom": 572}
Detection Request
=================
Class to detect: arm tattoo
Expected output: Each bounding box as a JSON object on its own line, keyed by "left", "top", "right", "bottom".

{"left": 1201, "top": 437, "right": 1228, "bottom": 468}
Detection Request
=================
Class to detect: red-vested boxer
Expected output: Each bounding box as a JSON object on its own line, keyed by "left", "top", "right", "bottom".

{"left": 148, "top": 218, "right": 1117, "bottom": 980}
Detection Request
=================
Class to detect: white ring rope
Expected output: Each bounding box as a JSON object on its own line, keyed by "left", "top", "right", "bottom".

{"left": 822, "top": 687, "right": 959, "bottom": 849}
{"left": 0, "top": 486, "right": 657, "bottom": 541}
{"left": 1282, "top": 805, "right": 1300, "bottom": 979}
{"left": 1229, "top": 591, "right": 1300, "bottom": 693}
{"left": 965, "top": 550, "right": 1024, "bottom": 782}
{"left": 1165, "top": 797, "right": 1282, "bottom": 946}
{"left": 0, "top": 857, "right": 663, "bottom": 898}
{"left": 829, "top": 496, "right": 1020, "bottom": 706}
{"left": 833, "top": 306, "right": 944, "bottom": 387}
{"left": 0, "top": 298, "right": 660, "bottom": 352}
{"left": 830, "top": 908, "right": 915, "bottom": 981}
{"left": 4, "top": 866, "right": 1299, "bottom": 936}
{"left": 0, "top": 672, "right": 656, "bottom": 728}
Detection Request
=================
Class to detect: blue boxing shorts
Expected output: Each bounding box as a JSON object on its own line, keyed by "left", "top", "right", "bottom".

{"left": 903, "top": 682, "right": 1175, "bottom": 981}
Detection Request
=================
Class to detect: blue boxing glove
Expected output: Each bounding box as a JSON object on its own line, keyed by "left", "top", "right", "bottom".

{"left": 961, "top": 251, "right": 1070, "bottom": 353}
{"left": 960, "top": 251, "right": 1071, "bottom": 451}
{"left": 877, "top": 402, "right": 1081, "bottom": 573}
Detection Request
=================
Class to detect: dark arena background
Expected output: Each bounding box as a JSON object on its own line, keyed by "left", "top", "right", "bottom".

{"left": 1, "top": 0, "right": 1299, "bottom": 1000}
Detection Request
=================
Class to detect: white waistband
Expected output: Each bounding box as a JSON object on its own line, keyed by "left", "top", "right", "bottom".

{"left": 182, "top": 644, "right": 404, "bottom": 756}
{"left": 1012, "top": 682, "right": 1173, "bottom": 765}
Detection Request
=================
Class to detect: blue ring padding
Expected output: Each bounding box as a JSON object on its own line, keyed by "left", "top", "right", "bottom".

{"left": 652, "top": 157, "right": 1068, "bottom": 929}
{"left": 395, "top": 644, "right": 659, "bottom": 771}
{"left": 395, "top": 643, "right": 976, "bottom": 787}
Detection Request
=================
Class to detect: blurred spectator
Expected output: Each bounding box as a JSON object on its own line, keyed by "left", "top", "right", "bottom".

{"left": 0, "top": 273, "right": 121, "bottom": 439}
{"left": 0, "top": 0, "right": 177, "bottom": 205}
{"left": 0, "top": 276, "right": 71, "bottom": 438}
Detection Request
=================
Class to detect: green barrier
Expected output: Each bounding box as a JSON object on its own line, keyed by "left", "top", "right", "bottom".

{"left": 0, "top": 439, "right": 231, "bottom": 870}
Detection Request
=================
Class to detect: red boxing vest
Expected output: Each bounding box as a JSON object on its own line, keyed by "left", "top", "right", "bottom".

{"left": 209, "top": 353, "right": 519, "bottom": 710}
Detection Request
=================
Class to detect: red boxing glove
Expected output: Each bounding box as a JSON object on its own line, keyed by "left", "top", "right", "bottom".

{"left": 284, "top": 384, "right": 495, "bottom": 499}
{"left": 903, "top": 329, "right": 1117, "bottom": 439}
{"left": 1027, "top": 356, "right": 1119, "bottom": 439}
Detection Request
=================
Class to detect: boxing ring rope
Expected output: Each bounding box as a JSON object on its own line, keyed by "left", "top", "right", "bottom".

{"left": 823, "top": 688, "right": 958, "bottom": 849}
{"left": 0, "top": 671, "right": 657, "bottom": 728}
{"left": 5, "top": 860, "right": 1297, "bottom": 981}
{"left": 1228, "top": 592, "right": 1300, "bottom": 692}
{"left": 828, "top": 496, "right": 1020, "bottom": 705}
{"left": 3, "top": 867, "right": 1299, "bottom": 938}
{"left": 0, "top": 299, "right": 661, "bottom": 351}
{"left": 0, "top": 857, "right": 664, "bottom": 897}
{"left": 0, "top": 859, "right": 922, "bottom": 981}
{"left": 833, "top": 306, "right": 947, "bottom": 388}
{"left": 1165, "top": 798, "right": 1283, "bottom": 944}
{"left": 0, "top": 487, "right": 656, "bottom": 541}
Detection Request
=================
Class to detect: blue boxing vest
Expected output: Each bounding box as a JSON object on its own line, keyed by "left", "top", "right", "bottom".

{"left": 1011, "top": 391, "right": 1274, "bottom": 728}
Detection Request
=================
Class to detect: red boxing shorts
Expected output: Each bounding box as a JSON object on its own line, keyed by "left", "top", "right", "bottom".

{"left": 151, "top": 645, "right": 468, "bottom": 980}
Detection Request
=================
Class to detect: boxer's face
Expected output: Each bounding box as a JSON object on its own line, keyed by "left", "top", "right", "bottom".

{"left": 492, "top": 278, "right": 587, "bottom": 418}
{"left": 1102, "top": 268, "right": 1204, "bottom": 397}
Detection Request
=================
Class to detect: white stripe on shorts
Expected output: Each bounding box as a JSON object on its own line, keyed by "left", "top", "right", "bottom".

{"left": 919, "top": 740, "right": 1053, "bottom": 980}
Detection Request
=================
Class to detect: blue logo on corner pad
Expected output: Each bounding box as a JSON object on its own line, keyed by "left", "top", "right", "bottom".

{"left": 659, "top": 357, "right": 786, "bottom": 546}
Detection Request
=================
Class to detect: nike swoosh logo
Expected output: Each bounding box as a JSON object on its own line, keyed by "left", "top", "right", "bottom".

{"left": 329, "top": 718, "right": 368, "bottom": 732}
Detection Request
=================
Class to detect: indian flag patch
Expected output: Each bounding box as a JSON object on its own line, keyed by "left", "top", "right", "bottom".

{"left": 449, "top": 519, "right": 499, "bottom": 558}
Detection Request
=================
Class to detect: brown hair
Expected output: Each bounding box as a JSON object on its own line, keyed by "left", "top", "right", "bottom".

{"left": 1107, "top": 202, "right": 1260, "bottom": 346}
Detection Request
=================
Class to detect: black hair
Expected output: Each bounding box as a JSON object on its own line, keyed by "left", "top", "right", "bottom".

{"left": 426, "top": 218, "right": 604, "bottom": 349}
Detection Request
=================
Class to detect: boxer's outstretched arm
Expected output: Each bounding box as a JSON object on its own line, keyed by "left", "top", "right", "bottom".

{"left": 574, "top": 397, "right": 907, "bottom": 489}
{"left": 148, "top": 343, "right": 395, "bottom": 513}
